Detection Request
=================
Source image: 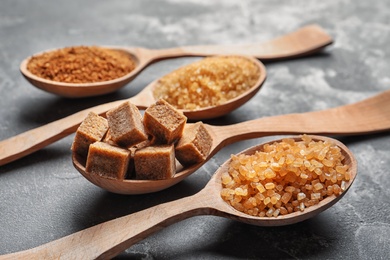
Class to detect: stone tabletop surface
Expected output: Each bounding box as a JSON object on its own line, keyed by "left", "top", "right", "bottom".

{"left": 1, "top": 0, "right": 389, "bottom": 259}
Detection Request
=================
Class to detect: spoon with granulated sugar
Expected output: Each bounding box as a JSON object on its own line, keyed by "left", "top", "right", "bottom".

{"left": 71, "top": 89, "right": 390, "bottom": 194}
{"left": 0, "top": 135, "right": 357, "bottom": 259}
{"left": 19, "top": 24, "right": 332, "bottom": 98}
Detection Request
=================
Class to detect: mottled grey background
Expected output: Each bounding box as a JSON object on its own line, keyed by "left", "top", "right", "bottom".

{"left": 1, "top": 0, "right": 390, "bottom": 259}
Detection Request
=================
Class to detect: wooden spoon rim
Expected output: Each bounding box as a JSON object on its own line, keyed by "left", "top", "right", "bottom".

{"left": 72, "top": 152, "right": 205, "bottom": 194}
{"left": 19, "top": 47, "right": 143, "bottom": 89}
{"left": 178, "top": 56, "right": 267, "bottom": 119}
{"left": 206, "top": 135, "right": 357, "bottom": 226}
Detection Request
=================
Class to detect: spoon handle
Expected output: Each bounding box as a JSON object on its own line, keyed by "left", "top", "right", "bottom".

{"left": 145, "top": 24, "right": 333, "bottom": 61}
{"left": 211, "top": 90, "right": 390, "bottom": 148}
{"left": 0, "top": 99, "right": 124, "bottom": 166}
{"left": 0, "top": 192, "right": 214, "bottom": 259}
{"left": 1, "top": 89, "right": 389, "bottom": 167}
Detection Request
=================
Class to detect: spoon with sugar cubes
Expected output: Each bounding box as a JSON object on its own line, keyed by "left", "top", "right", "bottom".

{"left": 71, "top": 89, "right": 390, "bottom": 194}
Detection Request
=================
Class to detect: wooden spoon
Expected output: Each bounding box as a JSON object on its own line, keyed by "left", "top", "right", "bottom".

{"left": 1, "top": 89, "right": 390, "bottom": 168}
{"left": 0, "top": 135, "right": 357, "bottom": 260}
{"left": 19, "top": 24, "right": 332, "bottom": 97}
{"left": 72, "top": 89, "right": 390, "bottom": 194}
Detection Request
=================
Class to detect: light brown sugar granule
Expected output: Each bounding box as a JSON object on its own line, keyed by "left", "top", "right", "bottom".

{"left": 220, "top": 135, "right": 350, "bottom": 217}
{"left": 27, "top": 46, "right": 136, "bottom": 83}
{"left": 152, "top": 56, "right": 261, "bottom": 110}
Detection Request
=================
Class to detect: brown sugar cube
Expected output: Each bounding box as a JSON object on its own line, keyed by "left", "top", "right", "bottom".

{"left": 143, "top": 99, "right": 187, "bottom": 144}
{"left": 175, "top": 122, "right": 212, "bottom": 166}
{"left": 106, "top": 101, "right": 148, "bottom": 147}
{"left": 126, "top": 137, "right": 153, "bottom": 179}
{"left": 134, "top": 144, "right": 175, "bottom": 180}
{"left": 86, "top": 141, "right": 132, "bottom": 179}
{"left": 102, "top": 129, "right": 117, "bottom": 146}
{"left": 71, "top": 112, "right": 108, "bottom": 157}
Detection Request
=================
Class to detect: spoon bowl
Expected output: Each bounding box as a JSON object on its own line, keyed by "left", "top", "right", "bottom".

{"left": 2, "top": 135, "right": 357, "bottom": 259}
{"left": 120, "top": 55, "right": 267, "bottom": 120}
{"left": 210, "top": 135, "right": 357, "bottom": 227}
{"left": 19, "top": 24, "right": 333, "bottom": 98}
{"left": 19, "top": 47, "right": 144, "bottom": 98}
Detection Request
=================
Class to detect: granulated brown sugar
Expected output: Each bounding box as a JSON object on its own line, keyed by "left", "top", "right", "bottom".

{"left": 153, "top": 56, "right": 260, "bottom": 110}
{"left": 27, "top": 46, "right": 136, "bottom": 83}
{"left": 220, "top": 135, "right": 351, "bottom": 217}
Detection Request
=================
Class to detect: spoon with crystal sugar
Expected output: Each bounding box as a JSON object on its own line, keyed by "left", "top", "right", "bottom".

{"left": 0, "top": 135, "right": 357, "bottom": 260}
{"left": 19, "top": 24, "right": 332, "bottom": 98}
{"left": 72, "top": 89, "right": 390, "bottom": 194}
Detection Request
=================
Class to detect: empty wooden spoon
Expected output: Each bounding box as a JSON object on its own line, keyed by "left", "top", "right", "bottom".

{"left": 0, "top": 135, "right": 357, "bottom": 260}
{"left": 72, "top": 89, "right": 390, "bottom": 194}
{"left": 19, "top": 24, "right": 332, "bottom": 97}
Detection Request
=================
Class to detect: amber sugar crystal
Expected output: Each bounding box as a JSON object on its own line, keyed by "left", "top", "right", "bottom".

{"left": 220, "top": 135, "right": 351, "bottom": 218}
{"left": 153, "top": 56, "right": 261, "bottom": 110}
{"left": 27, "top": 46, "right": 136, "bottom": 83}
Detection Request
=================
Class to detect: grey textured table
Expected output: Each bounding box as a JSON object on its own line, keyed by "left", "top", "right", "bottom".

{"left": 1, "top": 0, "right": 390, "bottom": 259}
